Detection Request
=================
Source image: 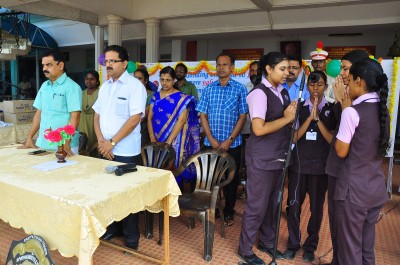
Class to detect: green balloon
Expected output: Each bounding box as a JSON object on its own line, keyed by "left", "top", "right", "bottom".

{"left": 127, "top": 61, "right": 137, "bottom": 73}
{"left": 326, "top": 59, "right": 341, "bottom": 77}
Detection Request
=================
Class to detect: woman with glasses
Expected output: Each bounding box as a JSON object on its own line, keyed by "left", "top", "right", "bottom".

{"left": 147, "top": 66, "right": 200, "bottom": 188}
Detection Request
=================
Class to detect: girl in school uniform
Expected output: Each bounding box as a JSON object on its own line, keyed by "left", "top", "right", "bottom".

{"left": 238, "top": 52, "right": 297, "bottom": 265}
{"left": 284, "top": 71, "right": 337, "bottom": 262}
{"left": 335, "top": 58, "right": 389, "bottom": 265}
{"left": 326, "top": 49, "right": 369, "bottom": 265}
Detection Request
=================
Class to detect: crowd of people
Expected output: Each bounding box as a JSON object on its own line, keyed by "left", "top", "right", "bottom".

{"left": 18, "top": 44, "right": 389, "bottom": 265}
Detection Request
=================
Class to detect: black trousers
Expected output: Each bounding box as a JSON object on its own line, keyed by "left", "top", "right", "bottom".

{"left": 203, "top": 145, "right": 241, "bottom": 217}
{"left": 328, "top": 175, "right": 339, "bottom": 265}
{"left": 100, "top": 154, "right": 142, "bottom": 244}
{"left": 286, "top": 171, "right": 328, "bottom": 252}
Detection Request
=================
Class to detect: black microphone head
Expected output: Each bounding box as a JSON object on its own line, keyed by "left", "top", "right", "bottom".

{"left": 309, "top": 72, "right": 320, "bottom": 83}
{"left": 115, "top": 168, "right": 124, "bottom": 176}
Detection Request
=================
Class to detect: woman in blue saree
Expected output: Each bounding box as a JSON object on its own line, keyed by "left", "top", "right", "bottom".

{"left": 148, "top": 66, "right": 200, "bottom": 188}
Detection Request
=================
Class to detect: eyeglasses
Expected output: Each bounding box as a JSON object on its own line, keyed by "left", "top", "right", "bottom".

{"left": 160, "top": 78, "right": 173, "bottom": 83}
{"left": 288, "top": 66, "right": 300, "bottom": 70}
{"left": 104, "top": 59, "right": 123, "bottom": 65}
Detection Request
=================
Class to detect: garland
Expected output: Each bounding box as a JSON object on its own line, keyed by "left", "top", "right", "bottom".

{"left": 146, "top": 60, "right": 252, "bottom": 76}
{"left": 388, "top": 57, "right": 399, "bottom": 138}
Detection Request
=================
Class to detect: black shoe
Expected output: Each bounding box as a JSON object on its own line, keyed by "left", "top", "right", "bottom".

{"left": 283, "top": 249, "right": 297, "bottom": 260}
{"left": 303, "top": 250, "right": 315, "bottom": 262}
{"left": 215, "top": 210, "right": 221, "bottom": 219}
{"left": 238, "top": 252, "right": 265, "bottom": 265}
{"left": 125, "top": 242, "right": 139, "bottom": 251}
{"left": 100, "top": 232, "right": 123, "bottom": 241}
{"left": 257, "top": 244, "right": 284, "bottom": 260}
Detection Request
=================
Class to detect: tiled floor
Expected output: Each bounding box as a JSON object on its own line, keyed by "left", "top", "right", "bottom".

{"left": 1, "top": 158, "right": 399, "bottom": 264}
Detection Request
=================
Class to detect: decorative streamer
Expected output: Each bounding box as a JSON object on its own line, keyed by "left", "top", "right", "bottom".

{"left": 145, "top": 60, "right": 253, "bottom": 76}
{"left": 388, "top": 57, "right": 399, "bottom": 138}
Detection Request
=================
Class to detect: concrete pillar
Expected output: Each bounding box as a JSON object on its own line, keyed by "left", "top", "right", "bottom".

{"left": 171, "top": 39, "right": 182, "bottom": 62}
{"left": 95, "top": 26, "right": 104, "bottom": 71}
{"left": 107, "top": 15, "right": 123, "bottom": 46}
{"left": 145, "top": 17, "right": 160, "bottom": 63}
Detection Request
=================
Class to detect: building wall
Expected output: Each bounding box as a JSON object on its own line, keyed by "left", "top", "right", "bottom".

{"left": 61, "top": 29, "right": 394, "bottom": 77}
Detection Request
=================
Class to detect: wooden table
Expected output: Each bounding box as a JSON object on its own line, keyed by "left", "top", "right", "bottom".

{"left": 0, "top": 146, "right": 181, "bottom": 264}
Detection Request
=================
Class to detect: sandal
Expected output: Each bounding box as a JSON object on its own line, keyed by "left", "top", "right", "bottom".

{"left": 224, "top": 215, "right": 234, "bottom": 226}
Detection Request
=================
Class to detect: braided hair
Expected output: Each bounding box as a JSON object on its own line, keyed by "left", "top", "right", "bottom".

{"left": 349, "top": 58, "right": 389, "bottom": 156}
{"left": 254, "top": 52, "right": 288, "bottom": 86}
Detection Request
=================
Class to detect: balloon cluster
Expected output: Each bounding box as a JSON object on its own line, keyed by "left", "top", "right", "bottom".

{"left": 98, "top": 54, "right": 138, "bottom": 73}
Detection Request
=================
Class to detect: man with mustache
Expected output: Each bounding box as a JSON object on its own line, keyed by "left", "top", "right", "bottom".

{"left": 245, "top": 60, "right": 259, "bottom": 92}
{"left": 196, "top": 52, "right": 248, "bottom": 226}
{"left": 174, "top": 63, "right": 199, "bottom": 100}
{"left": 93, "top": 45, "right": 147, "bottom": 250}
{"left": 20, "top": 50, "right": 82, "bottom": 155}
{"left": 309, "top": 46, "right": 335, "bottom": 103}
{"left": 282, "top": 54, "right": 310, "bottom": 101}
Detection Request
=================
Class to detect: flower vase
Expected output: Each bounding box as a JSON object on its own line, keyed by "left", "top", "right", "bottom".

{"left": 55, "top": 145, "right": 67, "bottom": 163}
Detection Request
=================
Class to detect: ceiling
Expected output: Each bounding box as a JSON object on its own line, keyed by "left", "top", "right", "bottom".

{"left": 1, "top": 0, "right": 399, "bottom": 45}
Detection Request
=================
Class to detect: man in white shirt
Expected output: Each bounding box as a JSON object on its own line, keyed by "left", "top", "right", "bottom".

{"left": 93, "top": 45, "right": 147, "bottom": 251}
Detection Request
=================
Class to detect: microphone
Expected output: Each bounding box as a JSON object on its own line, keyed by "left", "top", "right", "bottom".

{"left": 105, "top": 163, "right": 136, "bottom": 174}
{"left": 297, "top": 65, "right": 313, "bottom": 101}
{"left": 115, "top": 167, "right": 138, "bottom": 176}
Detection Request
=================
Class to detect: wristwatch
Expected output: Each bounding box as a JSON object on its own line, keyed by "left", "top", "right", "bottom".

{"left": 110, "top": 138, "right": 116, "bottom": 146}
{"left": 229, "top": 136, "right": 234, "bottom": 141}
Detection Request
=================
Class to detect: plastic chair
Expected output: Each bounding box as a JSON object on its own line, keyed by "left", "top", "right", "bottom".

{"left": 141, "top": 142, "right": 176, "bottom": 245}
{"left": 173, "top": 149, "right": 236, "bottom": 261}
{"left": 78, "top": 132, "right": 88, "bottom": 156}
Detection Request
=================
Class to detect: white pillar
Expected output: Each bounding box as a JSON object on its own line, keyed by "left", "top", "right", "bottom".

{"left": 171, "top": 40, "right": 182, "bottom": 62}
{"left": 95, "top": 26, "right": 104, "bottom": 71}
{"left": 107, "top": 15, "right": 123, "bottom": 46}
{"left": 145, "top": 17, "right": 160, "bottom": 63}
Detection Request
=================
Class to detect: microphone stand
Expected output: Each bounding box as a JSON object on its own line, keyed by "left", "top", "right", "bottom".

{"left": 269, "top": 66, "right": 310, "bottom": 265}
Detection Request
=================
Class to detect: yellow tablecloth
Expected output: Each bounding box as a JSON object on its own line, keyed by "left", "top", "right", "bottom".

{"left": 0, "top": 146, "right": 181, "bottom": 264}
{"left": 0, "top": 124, "right": 33, "bottom": 146}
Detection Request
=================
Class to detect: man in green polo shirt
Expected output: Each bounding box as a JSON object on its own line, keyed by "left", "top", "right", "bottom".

{"left": 20, "top": 50, "right": 82, "bottom": 155}
{"left": 174, "top": 63, "right": 199, "bottom": 100}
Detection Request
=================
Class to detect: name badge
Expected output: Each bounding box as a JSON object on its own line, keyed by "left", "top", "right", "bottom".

{"left": 306, "top": 131, "right": 317, "bottom": 141}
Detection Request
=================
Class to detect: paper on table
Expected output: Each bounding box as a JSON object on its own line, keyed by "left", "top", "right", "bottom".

{"left": 32, "top": 160, "right": 78, "bottom": 171}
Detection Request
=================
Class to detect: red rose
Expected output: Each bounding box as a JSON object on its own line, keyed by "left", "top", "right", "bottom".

{"left": 63, "top": 125, "right": 76, "bottom": 136}
{"left": 47, "top": 130, "right": 63, "bottom": 142}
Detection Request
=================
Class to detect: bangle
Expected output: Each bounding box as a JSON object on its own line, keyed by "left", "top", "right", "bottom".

{"left": 315, "top": 118, "right": 320, "bottom": 123}
{"left": 150, "top": 135, "right": 155, "bottom": 138}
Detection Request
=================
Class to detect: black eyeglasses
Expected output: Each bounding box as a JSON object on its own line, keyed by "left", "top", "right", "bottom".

{"left": 104, "top": 59, "right": 123, "bottom": 64}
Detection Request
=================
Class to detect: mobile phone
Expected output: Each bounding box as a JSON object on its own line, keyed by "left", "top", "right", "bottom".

{"left": 28, "top": 150, "right": 47, "bottom": 155}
